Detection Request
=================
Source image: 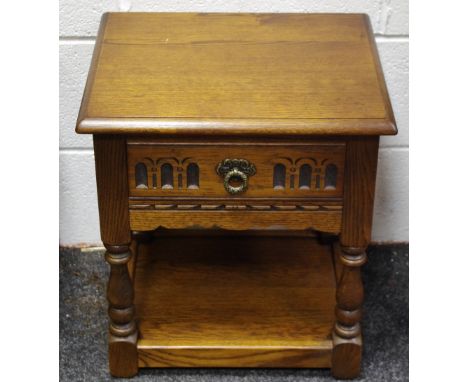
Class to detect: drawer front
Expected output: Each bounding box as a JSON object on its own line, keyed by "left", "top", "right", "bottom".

{"left": 127, "top": 142, "right": 345, "bottom": 199}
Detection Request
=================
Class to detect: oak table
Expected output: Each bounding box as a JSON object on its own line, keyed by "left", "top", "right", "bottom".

{"left": 76, "top": 13, "right": 397, "bottom": 379}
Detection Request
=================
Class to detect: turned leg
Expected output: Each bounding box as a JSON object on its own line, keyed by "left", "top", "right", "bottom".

{"left": 105, "top": 243, "right": 138, "bottom": 377}
{"left": 332, "top": 137, "right": 379, "bottom": 379}
{"left": 332, "top": 245, "right": 366, "bottom": 378}
{"left": 93, "top": 135, "right": 138, "bottom": 377}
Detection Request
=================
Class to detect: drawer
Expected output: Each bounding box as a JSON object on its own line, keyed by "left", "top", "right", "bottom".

{"left": 127, "top": 141, "right": 345, "bottom": 199}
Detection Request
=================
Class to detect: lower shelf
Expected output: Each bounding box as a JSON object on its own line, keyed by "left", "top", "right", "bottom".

{"left": 133, "top": 234, "right": 337, "bottom": 368}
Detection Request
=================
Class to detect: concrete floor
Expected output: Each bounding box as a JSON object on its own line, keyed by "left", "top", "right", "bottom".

{"left": 59, "top": 242, "right": 408, "bottom": 381}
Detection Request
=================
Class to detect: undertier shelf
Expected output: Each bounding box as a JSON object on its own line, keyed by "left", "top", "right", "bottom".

{"left": 133, "top": 234, "right": 337, "bottom": 368}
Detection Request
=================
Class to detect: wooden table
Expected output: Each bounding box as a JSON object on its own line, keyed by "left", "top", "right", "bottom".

{"left": 76, "top": 13, "right": 397, "bottom": 379}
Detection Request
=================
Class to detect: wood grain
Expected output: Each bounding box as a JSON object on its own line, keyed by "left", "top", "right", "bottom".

{"left": 363, "top": 14, "right": 397, "bottom": 130}
{"left": 133, "top": 235, "right": 336, "bottom": 367}
{"left": 93, "top": 135, "right": 131, "bottom": 244}
{"left": 331, "top": 335, "right": 362, "bottom": 379}
{"left": 340, "top": 137, "right": 380, "bottom": 248}
{"left": 138, "top": 348, "right": 331, "bottom": 369}
{"left": 76, "top": 13, "right": 396, "bottom": 136}
{"left": 128, "top": 197, "right": 343, "bottom": 206}
{"left": 106, "top": 245, "right": 138, "bottom": 377}
{"left": 129, "top": 209, "right": 342, "bottom": 233}
{"left": 93, "top": 135, "right": 138, "bottom": 377}
{"left": 76, "top": 13, "right": 109, "bottom": 132}
{"left": 332, "top": 137, "right": 379, "bottom": 378}
{"left": 332, "top": 240, "right": 344, "bottom": 284}
{"left": 128, "top": 231, "right": 154, "bottom": 282}
{"left": 79, "top": 13, "right": 396, "bottom": 378}
{"left": 127, "top": 142, "right": 345, "bottom": 198}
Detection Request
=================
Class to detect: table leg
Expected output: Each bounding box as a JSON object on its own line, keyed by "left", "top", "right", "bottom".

{"left": 93, "top": 135, "right": 138, "bottom": 377}
{"left": 332, "top": 137, "right": 379, "bottom": 379}
{"left": 332, "top": 245, "right": 366, "bottom": 378}
{"left": 105, "top": 243, "right": 138, "bottom": 377}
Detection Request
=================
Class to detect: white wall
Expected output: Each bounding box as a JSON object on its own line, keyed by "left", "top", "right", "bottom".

{"left": 59, "top": 0, "right": 409, "bottom": 245}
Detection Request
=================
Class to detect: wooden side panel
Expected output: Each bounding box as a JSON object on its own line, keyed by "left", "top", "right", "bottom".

{"left": 340, "top": 137, "right": 379, "bottom": 248}
{"left": 93, "top": 135, "right": 131, "bottom": 244}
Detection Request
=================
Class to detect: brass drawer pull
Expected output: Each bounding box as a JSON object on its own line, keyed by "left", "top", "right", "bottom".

{"left": 216, "top": 159, "right": 256, "bottom": 195}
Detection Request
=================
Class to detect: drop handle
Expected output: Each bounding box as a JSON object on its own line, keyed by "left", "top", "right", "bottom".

{"left": 216, "top": 159, "right": 256, "bottom": 195}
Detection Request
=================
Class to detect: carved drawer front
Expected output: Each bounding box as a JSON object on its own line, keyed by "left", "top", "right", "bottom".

{"left": 127, "top": 142, "right": 345, "bottom": 198}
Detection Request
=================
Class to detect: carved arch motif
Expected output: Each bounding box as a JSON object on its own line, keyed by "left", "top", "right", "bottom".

{"left": 271, "top": 157, "right": 339, "bottom": 192}
{"left": 133, "top": 157, "right": 200, "bottom": 191}
{"left": 135, "top": 162, "right": 148, "bottom": 189}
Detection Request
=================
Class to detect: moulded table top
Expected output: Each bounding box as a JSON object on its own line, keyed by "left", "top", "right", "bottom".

{"left": 76, "top": 13, "right": 397, "bottom": 136}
